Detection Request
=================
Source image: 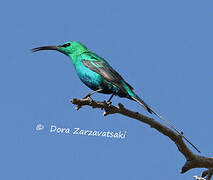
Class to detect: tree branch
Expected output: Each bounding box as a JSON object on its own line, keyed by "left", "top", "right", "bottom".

{"left": 70, "top": 97, "right": 213, "bottom": 175}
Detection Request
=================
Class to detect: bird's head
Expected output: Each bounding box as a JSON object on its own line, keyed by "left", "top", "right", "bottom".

{"left": 32, "top": 41, "right": 88, "bottom": 58}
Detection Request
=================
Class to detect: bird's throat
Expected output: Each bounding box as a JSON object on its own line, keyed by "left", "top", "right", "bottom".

{"left": 68, "top": 50, "right": 89, "bottom": 64}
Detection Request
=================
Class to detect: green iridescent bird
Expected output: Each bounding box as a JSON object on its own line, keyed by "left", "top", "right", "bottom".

{"left": 32, "top": 41, "right": 152, "bottom": 113}
{"left": 32, "top": 41, "right": 200, "bottom": 153}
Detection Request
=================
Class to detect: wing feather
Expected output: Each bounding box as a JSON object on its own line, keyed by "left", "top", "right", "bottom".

{"left": 81, "top": 58, "right": 133, "bottom": 94}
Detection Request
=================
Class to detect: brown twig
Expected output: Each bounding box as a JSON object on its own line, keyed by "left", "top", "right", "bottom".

{"left": 70, "top": 97, "right": 213, "bottom": 175}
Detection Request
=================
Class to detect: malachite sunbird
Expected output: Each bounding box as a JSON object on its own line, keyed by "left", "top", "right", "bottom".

{"left": 32, "top": 41, "right": 200, "bottom": 153}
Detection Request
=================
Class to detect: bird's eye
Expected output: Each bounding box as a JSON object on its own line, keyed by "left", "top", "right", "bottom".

{"left": 61, "top": 43, "right": 71, "bottom": 47}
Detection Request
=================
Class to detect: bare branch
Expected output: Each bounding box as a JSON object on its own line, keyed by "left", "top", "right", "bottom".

{"left": 70, "top": 97, "right": 213, "bottom": 175}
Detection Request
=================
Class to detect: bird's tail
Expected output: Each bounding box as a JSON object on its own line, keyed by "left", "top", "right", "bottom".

{"left": 129, "top": 91, "right": 201, "bottom": 153}
{"left": 122, "top": 82, "right": 153, "bottom": 113}
{"left": 131, "top": 95, "right": 153, "bottom": 114}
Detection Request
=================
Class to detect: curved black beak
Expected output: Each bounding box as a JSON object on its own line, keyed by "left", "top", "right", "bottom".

{"left": 31, "top": 46, "right": 59, "bottom": 53}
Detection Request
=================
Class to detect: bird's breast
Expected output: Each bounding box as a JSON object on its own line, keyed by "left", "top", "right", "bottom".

{"left": 75, "top": 61, "right": 103, "bottom": 90}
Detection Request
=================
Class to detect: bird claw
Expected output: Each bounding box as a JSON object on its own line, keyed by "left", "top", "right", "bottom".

{"left": 83, "top": 95, "right": 92, "bottom": 101}
{"left": 83, "top": 95, "right": 89, "bottom": 99}
{"left": 106, "top": 101, "right": 112, "bottom": 105}
{"left": 103, "top": 100, "right": 112, "bottom": 106}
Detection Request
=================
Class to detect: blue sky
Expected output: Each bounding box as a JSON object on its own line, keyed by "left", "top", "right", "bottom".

{"left": 1, "top": 0, "right": 213, "bottom": 179}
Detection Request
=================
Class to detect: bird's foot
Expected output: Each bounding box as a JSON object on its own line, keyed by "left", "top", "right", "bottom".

{"left": 106, "top": 101, "right": 112, "bottom": 105}
{"left": 99, "top": 101, "right": 111, "bottom": 111}
{"left": 82, "top": 95, "right": 93, "bottom": 101}
{"left": 103, "top": 101, "right": 112, "bottom": 107}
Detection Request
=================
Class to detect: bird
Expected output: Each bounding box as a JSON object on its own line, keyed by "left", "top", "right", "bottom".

{"left": 32, "top": 41, "right": 152, "bottom": 113}
{"left": 32, "top": 41, "right": 200, "bottom": 153}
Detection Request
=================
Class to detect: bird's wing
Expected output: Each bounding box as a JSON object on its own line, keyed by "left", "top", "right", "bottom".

{"left": 81, "top": 58, "right": 133, "bottom": 94}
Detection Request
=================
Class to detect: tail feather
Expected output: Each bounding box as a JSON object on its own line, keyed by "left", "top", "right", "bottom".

{"left": 131, "top": 95, "right": 152, "bottom": 114}
{"left": 122, "top": 82, "right": 152, "bottom": 114}
{"left": 123, "top": 83, "right": 201, "bottom": 153}
{"left": 131, "top": 93, "right": 201, "bottom": 153}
